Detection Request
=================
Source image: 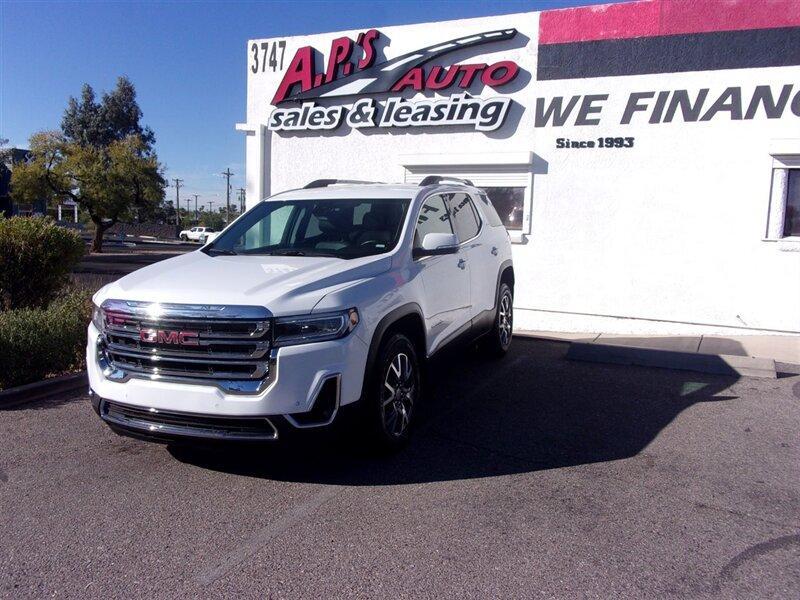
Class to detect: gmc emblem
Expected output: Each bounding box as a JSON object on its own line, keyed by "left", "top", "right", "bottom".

{"left": 140, "top": 329, "right": 200, "bottom": 346}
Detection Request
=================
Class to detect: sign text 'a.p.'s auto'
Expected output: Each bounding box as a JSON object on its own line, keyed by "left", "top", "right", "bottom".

{"left": 264, "top": 29, "right": 521, "bottom": 132}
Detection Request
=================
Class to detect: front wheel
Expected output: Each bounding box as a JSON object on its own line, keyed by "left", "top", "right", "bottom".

{"left": 365, "top": 333, "right": 421, "bottom": 451}
{"left": 484, "top": 283, "right": 513, "bottom": 357}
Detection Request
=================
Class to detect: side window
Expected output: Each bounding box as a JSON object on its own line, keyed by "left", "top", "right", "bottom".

{"left": 448, "top": 193, "right": 480, "bottom": 241}
{"left": 476, "top": 194, "right": 504, "bottom": 227}
{"left": 415, "top": 194, "right": 453, "bottom": 247}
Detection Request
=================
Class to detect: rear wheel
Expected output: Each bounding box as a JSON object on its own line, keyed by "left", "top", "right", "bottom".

{"left": 484, "top": 283, "right": 513, "bottom": 357}
{"left": 365, "top": 333, "right": 421, "bottom": 451}
{"left": 180, "top": 234, "right": 188, "bottom": 241}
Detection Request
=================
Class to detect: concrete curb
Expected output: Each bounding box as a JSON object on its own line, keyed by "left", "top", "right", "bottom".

{"left": 0, "top": 372, "right": 88, "bottom": 409}
{"left": 566, "top": 342, "right": 777, "bottom": 379}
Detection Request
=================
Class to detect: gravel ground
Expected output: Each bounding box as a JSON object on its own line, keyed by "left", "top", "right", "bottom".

{"left": 1, "top": 338, "right": 798, "bottom": 598}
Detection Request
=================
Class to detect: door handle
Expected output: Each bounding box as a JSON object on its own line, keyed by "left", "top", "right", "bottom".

{"left": 491, "top": 246, "right": 498, "bottom": 256}
{"left": 457, "top": 258, "right": 467, "bottom": 270}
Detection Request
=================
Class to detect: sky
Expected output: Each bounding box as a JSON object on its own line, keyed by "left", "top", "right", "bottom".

{"left": 0, "top": 0, "right": 617, "bottom": 207}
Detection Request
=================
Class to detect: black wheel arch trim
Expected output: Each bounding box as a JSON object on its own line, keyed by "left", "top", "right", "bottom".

{"left": 362, "top": 302, "right": 425, "bottom": 399}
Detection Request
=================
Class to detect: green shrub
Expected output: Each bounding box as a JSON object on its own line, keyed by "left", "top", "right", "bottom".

{"left": 0, "top": 216, "right": 85, "bottom": 311}
{"left": 0, "top": 289, "right": 92, "bottom": 390}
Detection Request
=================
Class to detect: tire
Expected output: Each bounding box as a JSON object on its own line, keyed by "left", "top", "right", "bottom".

{"left": 364, "top": 332, "right": 421, "bottom": 451}
{"left": 180, "top": 234, "right": 188, "bottom": 241}
{"left": 485, "top": 282, "right": 513, "bottom": 357}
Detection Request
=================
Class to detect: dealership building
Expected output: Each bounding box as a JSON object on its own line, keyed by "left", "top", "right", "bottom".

{"left": 237, "top": 0, "right": 800, "bottom": 335}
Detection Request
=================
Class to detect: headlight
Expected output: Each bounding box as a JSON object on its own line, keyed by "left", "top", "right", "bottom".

{"left": 92, "top": 303, "right": 106, "bottom": 332}
{"left": 273, "top": 308, "right": 359, "bottom": 347}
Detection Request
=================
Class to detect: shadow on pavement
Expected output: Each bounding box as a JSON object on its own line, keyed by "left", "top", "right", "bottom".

{"left": 169, "top": 337, "right": 742, "bottom": 485}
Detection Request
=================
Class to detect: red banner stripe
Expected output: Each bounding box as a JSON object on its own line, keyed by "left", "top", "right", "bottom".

{"left": 539, "top": 0, "right": 800, "bottom": 45}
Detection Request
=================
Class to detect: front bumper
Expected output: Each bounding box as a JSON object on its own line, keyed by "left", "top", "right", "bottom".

{"left": 86, "top": 321, "right": 369, "bottom": 425}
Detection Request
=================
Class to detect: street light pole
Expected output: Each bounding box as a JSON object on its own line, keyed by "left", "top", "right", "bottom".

{"left": 192, "top": 194, "right": 199, "bottom": 222}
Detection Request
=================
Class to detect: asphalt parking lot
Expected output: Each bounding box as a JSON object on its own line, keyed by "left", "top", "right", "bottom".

{"left": 1, "top": 338, "right": 798, "bottom": 598}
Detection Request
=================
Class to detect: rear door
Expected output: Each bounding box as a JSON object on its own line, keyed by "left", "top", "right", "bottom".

{"left": 448, "top": 192, "right": 495, "bottom": 319}
{"left": 414, "top": 193, "right": 471, "bottom": 352}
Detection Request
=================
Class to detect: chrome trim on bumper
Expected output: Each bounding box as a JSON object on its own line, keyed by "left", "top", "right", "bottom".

{"left": 100, "top": 399, "right": 279, "bottom": 441}
{"left": 283, "top": 374, "right": 341, "bottom": 429}
{"left": 97, "top": 341, "right": 278, "bottom": 394}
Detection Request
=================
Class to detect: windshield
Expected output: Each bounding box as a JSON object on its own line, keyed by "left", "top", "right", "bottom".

{"left": 205, "top": 197, "right": 411, "bottom": 259}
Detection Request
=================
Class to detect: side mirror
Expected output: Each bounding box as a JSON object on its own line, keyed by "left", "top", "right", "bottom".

{"left": 413, "top": 232, "right": 459, "bottom": 258}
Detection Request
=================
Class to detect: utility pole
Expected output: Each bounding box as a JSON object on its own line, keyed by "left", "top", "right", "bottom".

{"left": 171, "top": 178, "right": 184, "bottom": 227}
{"left": 221, "top": 168, "right": 234, "bottom": 225}
{"left": 186, "top": 197, "right": 192, "bottom": 225}
{"left": 207, "top": 200, "right": 215, "bottom": 214}
{"left": 192, "top": 194, "right": 199, "bottom": 222}
{"left": 238, "top": 188, "right": 246, "bottom": 213}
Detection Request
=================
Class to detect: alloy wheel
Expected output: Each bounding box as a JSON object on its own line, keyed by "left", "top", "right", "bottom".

{"left": 499, "top": 291, "right": 513, "bottom": 348}
{"left": 381, "top": 352, "right": 415, "bottom": 437}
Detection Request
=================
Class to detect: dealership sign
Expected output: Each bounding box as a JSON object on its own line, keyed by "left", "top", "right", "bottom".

{"left": 267, "top": 29, "right": 520, "bottom": 132}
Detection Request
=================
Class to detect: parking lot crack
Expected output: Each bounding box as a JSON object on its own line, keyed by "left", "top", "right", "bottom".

{"left": 193, "top": 484, "right": 345, "bottom": 587}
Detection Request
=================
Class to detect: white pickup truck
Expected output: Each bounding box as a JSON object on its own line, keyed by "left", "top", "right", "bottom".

{"left": 89, "top": 178, "right": 514, "bottom": 450}
{"left": 179, "top": 226, "right": 216, "bottom": 243}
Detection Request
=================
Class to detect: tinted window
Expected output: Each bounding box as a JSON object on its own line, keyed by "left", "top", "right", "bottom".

{"left": 415, "top": 194, "right": 453, "bottom": 246}
{"left": 448, "top": 193, "right": 480, "bottom": 241}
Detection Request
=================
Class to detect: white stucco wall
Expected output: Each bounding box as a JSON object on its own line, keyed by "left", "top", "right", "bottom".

{"left": 241, "top": 10, "right": 800, "bottom": 335}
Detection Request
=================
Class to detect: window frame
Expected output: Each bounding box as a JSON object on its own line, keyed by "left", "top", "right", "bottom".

{"left": 765, "top": 149, "right": 800, "bottom": 243}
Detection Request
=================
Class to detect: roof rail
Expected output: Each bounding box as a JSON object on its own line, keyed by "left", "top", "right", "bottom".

{"left": 303, "top": 179, "right": 383, "bottom": 189}
{"left": 418, "top": 175, "right": 474, "bottom": 187}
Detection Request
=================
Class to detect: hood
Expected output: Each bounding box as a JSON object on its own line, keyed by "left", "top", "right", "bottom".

{"left": 96, "top": 250, "right": 392, "bottom": 315}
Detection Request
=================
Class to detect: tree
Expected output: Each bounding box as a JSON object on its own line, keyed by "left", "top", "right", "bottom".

{"left": 62, "top": 77, "right": 156, "bottom": 153}
{"left": 10, "top": 77, "right": 165, "bottom": 252}
{"left": 12, "top": 132, "right": 164, "bottom": 252}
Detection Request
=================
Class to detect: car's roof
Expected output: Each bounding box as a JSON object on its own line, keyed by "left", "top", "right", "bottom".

{"left": 266, "top": 182, "right": 479, "bottom": 202}
{"left": 269, "top": 183, "right": 419, "bottom": 201}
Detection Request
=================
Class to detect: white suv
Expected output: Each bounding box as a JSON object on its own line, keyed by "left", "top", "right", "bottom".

{"left": 88, "top": 178, "right": 514, "bottom": 449}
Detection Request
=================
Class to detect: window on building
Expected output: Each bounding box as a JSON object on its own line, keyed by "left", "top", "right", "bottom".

{"left": 448, "top": 193, "right": 480, "bottom": 241}
{"left": 784, "top": 170, "right": 800, "bottom": 237}
{"left": 480, "top": 187, "right": 525, "bottom": 231}
{"left": 476, "top": 194, "right": 504, "bottom": 227}
{"left": 415, "top": 194, "right": 453, "bottom": 246}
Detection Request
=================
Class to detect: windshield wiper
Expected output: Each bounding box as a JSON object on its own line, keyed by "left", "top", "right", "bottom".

{"left": 270, "top": 249, "right": 306, "bottom": 256}
{"left": 204, "top": 247, "right": 237, "bottom": 256}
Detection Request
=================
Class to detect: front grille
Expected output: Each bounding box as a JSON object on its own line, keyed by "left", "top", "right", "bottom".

{"left": 101, "top": 400, "right": 278, "bottom": 440}
{"left": 97, "top": 300, "right": 273, "bottom": 393}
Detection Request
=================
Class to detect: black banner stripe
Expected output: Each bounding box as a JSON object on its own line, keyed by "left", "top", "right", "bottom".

{"left": 537, "top": 26, "right": 800, "bottom": 81}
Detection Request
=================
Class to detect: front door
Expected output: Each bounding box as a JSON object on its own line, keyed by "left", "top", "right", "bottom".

{"left": 414, "top": 193, "right": 471, "bottom": 353}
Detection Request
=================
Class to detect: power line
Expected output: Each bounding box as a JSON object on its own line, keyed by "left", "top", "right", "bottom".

{"left": 171, "top": 178, "right": 184, "bottom": 227}
{"left": 221, "top": 168, "right": 234, "bottom": 225}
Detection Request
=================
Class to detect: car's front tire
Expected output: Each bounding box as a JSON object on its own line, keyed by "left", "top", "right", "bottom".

{"left": 365, "top": 332, "right": 421, "bottom": 451}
